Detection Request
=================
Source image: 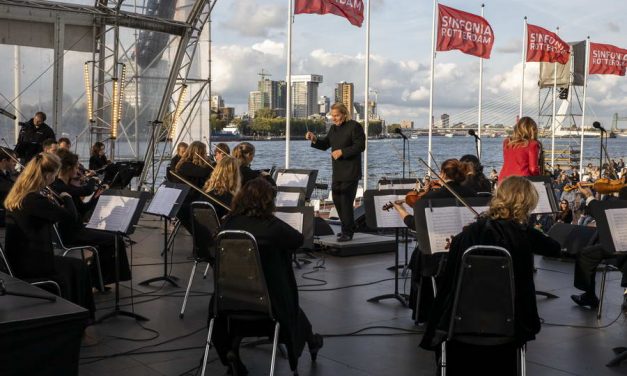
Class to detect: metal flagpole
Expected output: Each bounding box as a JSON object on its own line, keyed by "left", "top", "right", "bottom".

{"left": 579, "top": 36, "right": 590, "bottom": 173}
{"left": 14, "top": 46, "right": 20, "bottom": 144}
{"left": 519, "top": 16, "right": 527, "bottom": 119}
{"left": 477, "top": 3, "right": 485, "bottom": 158}
{"left": 285, "top": 0, "right": 293, "bottom": 168}
{"left": 428, "top": 0, "right": 437, "bottom": 172}
{"left": 551, "top": 27, "right": 559, "bottom": 170}
{"left": 363, "top": 0, "right": 371, "bottom": 189}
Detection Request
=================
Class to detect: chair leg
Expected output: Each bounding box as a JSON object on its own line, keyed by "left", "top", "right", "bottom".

{"left": 440, "top": 341, "right": 447, "bottom": 376}
{"left": 270, "top": 322, "right": 280, "bottom": 376}
{"left": 520, "top": 345, "right": 526, "bottom": 376}
{"left": 180, "top": 261, "right": 197, "bottom": 318}
{"left": 32, "top": 281, "right": 62, "bottom": 296}
{"left": 203, "top": 263, "right": 211, "bottom": 279}
{"left": 598, "top": 266, "right": 608, "bottom": 320}
{"left": 91, "top": 249, "right": 105, "bottom": 292}
{"left": 200, "top": 318, "right": 214, "bottom": 376}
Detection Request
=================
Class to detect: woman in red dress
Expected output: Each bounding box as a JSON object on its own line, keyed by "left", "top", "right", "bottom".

{"left": 499, "top": 117, "right": 542, "bottom": 182}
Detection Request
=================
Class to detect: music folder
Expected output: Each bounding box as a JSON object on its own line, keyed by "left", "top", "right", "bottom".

{"left": 527, "top": 175, "right": 558, "bottom": 214}
{"left": 589, "top": 200, "right": 627, "bottom": 254}
{"left": 363, "top": 189, "right": 412, "bottom": 229}
{"left": 275, "top": 206, "right": 314, "bottom": 250}
{"left": 144, "top": 182, "right": 189, "bottom": 218}
{"left": 86, "top": 189, "right": 149, "bottom": 235}
{"left": 274, "top": 169, "right": 318, "bottom": 199}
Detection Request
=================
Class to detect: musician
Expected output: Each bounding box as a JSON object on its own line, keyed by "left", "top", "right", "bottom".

{"left": 571, "top": 186, "right": 627, "bottom": 311}
{"left": 202, "top": 157, "right": 240, "bottom": 219}
{"left": 4, "top": 153, "right": 95, "bottom": 318}
{"left": 306, "top": 102, "right": 365, "bottom": 242}
{"left": 58, "top": 137, "right": 72, "bottom": 150}
{"left": 15, "top": 111, "right": 56, "bottom": 163}
{"left": 213, "top": 142, "right": 230, "bottom": 163}
{"left": 170, "top": 142, "right": 188, "bottom": 170}
{"left": 498, "top": 116, "right": 541, "bottom": 182}
{"left": 214, "top": 178, "right": 323, "bottom": 375}
{"left": 421, "top": 176, "right": 560, "bottom": 375}
{"left": 175, "top": 141, "right": 212, "bottom": 233}
{"left": 89, "top": 141, "right": 111, "bottom": 172}
{"left": 460, "top": 154, "right": 492, "bottom": 193}
{"left": 42, "top": 138, "right": 58, "bottom": 154}
{"left": 232, "top": 142, "right": 275, "bottom": 186}
{"left": 51, "top": 149, "right": 130, "bottom": 286}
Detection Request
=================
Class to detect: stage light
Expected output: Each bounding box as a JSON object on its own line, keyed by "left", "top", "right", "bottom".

{"left": 168, "top": 84, "right": 188, "bottom": 141}
{"left": 111, "top": 78, "right": 119, "bottom": 140}
{"left": 83, "top": 62, "right": 94, "bottom": 123}
{"left": 118, "top": 63, "right": 126, "bottom": 125}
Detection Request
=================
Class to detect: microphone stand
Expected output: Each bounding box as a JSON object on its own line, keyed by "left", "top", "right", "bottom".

{"left": 598, "top": 127, "right": 605, "bottom": 177}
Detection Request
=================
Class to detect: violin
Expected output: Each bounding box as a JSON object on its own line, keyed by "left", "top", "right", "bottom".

{"left": 564, "top": 176, "right": 627, "bottom": 194}
{"left": 382, "top": 180, "right": 443, "bottom": 211}
{"left": 40, "top": 186, "right": 64, "bottom": 205}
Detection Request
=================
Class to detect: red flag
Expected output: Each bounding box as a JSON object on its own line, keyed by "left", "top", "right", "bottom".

{"left": 589, "top": 42, "right": 627, "bottom": 76}
{"left": 436, "top": 4, "right": 494, "bottom": 59}
{"left": 295, "top": 0, "right": 364, "bottom": 28}
{"left": 526, "top": 24, "right": 570, "bottom": 64}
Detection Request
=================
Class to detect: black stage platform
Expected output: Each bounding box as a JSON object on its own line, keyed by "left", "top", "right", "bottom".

{"left": 8, "top": 216, "right": 623, "bottom": 376}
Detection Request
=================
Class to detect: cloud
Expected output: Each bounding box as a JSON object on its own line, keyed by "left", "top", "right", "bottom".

{"left": 496, "top": 38, "right": 522, "bottom": 54}
{"left": 252, "top": 40, "right": 285, "bottom": 58}
{"left": 607, "top": 21, "right": 620, "bottom": 33}
{"left": 222, "top": 0, "right": 285, "bottom": 38}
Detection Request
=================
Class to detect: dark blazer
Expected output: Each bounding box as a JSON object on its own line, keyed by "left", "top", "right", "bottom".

{"left": 204, "top": 190, "right": 233, "bottom": 220}
{"left": 15, "top": 119, "right": 56, "bottom": 162}
{"left": 175, "top": 161, "right": 212, "bottom": 203}
{"left": 5, "top": 192, "right": 77, "bottom": 278}
{"left": 420, "top": 218, "right": 561, "bottom": 350}
{"left": 240, "top": 165, "right": 277, "bottom": 187}
{"left": 89, "top": 155, "right": 109, "bottom": 171}
{"left": 311, "top": 120, "right": 365, "bottom": 182}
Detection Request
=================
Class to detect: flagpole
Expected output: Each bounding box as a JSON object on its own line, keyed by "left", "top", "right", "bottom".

{"left": 551, "top": 27, "right": 559, "bottom": 171}
{"left": 428, "top": 0, "right": 437, "bottom": 172}
{"left": 363, "top": 0, "right": 371, "bottom": 189}
{"left": 285, "top": 0, "right": 293, "bottom": 168}
{"left": 519, "top": 16, "right": 527, "bottom": 119}
{"left": 477, "top": 3, "right": 485, "bottom": 158}
{"left": 579, "top": 36, "right": 590, "bottom": 173}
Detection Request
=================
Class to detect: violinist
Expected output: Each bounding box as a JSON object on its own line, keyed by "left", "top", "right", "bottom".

{"left": 460, "top": 154, "right": 492, "bottom": 194}
{"left": 232, "top": 142, "right": 276, "bottom": 186}
{"left": 498, "top": 116, "right": 541, "bottom": 182}
{"left": 89, "top": 141, "right": 111, "bottom": 172}
{"left": 201, "top": 157, "right": 240, "bottom": 219}
{"left": 4, "top": 153, "right": 95, "bottom": 318}
{"left": 170, "top": 142, "right": 188, "bottom": 171}
{"left": 213, "top": 142, "right": 230, "bottom": 164}
{"left": 174, "top": 141, "right": 212, "bottom": 233}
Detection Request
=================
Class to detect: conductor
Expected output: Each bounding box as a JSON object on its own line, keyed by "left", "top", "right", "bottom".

{"left": 306, "top": 102, "right": 365, "bottom": 242}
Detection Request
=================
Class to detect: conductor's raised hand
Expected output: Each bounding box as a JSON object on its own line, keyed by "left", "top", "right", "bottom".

{"left": 305, "top": 131, "right": 316, "bottom": 143}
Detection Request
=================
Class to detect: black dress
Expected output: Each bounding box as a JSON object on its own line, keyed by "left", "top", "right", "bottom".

{"left": 5, "top": 192, "right": 95, "bottom": 318}
{"left": 202, "top": 190, "right": 233, "bottom": 220}
{"left": 420, "top": 218, "right": 560, "bottom": 375}
{"left": 51, "top": 178, "right": 131, "bottom": 285}
{"left": 89, "top": 155, "right": 109, "bottom": 172}
{"left": 240, "top": 165, "right": 277, "bottom": 187}
{"left": 174, "top": 161, "right": 212, "bottom": 233}
{"left": 213, "top": 214, "right": 314, "bottom": 371}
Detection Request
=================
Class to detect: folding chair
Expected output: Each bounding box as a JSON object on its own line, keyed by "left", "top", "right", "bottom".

{"left": 52, "top": 224, "right": 105, "bottom": 291}
{"left": 0, "top": 243, "right": 61, "bottom": 296}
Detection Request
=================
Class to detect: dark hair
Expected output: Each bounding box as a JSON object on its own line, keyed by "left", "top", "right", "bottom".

{"left": 42, "top": 138, "right": 57, "bottom": 150}
{"left": 232, "top": 142, "right": 255, "bottom": 167}
{"left": 56, "top": 149, "right": 79, "bottom": 173}
{"left": 460, "top": 154, "right": 483, "bottom": 173}
{"left": 230, "top": 178, "right": 275, "bottom": 218}
{"left": 440, "top": 159, "right": 467, "bottom": 184}
{"left": 35, "top": 111, "right": 46, "bottom": 121}
{"left": 58, "top": 137, "right": 71, "bottom": 145}
{"left": 91, "top": 141, "right": 105, "bottom": 157}
{"left": 215, "top": 142, "right": 230, "bottom": 155}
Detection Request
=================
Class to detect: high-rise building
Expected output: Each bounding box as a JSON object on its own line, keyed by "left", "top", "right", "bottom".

{"left": 248, "top": 91, "right": 264, "bottom": 118}
{"left": 335, "top": 81, "right": 354, "bottom": 119}
{"left": 211, "top": 95, "right": 224, "bottom": 112}
{"left": 221, "top": 107, "right": 235, "bottom": 122}
{"left": 258, "top": 78, "right": 287, "bottom": 117}
{"left": 291, "top": 74, "right": 323, "bottom": 118}
{"left": 353, "top": 102, "right": 364, "bottom": 121}
{"left": 441, "top": 113, "right": 450, "bottom": 128}
{"left": 318, "top": 96, "right": 330, "bottom": 115}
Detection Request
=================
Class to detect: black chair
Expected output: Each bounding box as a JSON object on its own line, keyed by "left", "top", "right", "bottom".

{"left": 52, "top": 224, "right": 105, "bottom": 292}
{"left": 0, "top": 243, "right": 61, "bottom": 296}
{"left": 179, "top": 201, "right": 221, "bottom": 318}
{"left": 201, "top": 230, "right": 282, "bottom": 376}
{"left": 441, "top": 245, "right": 526, "bottom": 376}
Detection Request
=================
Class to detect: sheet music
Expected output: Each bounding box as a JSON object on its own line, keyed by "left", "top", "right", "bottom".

{"left": 275, "top": 211, "right": 304, "bottom": 233}
{"left": 605, "top": 208, "right": 627, "bottom": 253}
{"left": 425, "top": 207, "right": 464, "bottom": 253}
{"left": 459, "top": 206, "right": 490, "bottom": 228}
{"left": 372, "top": 195, "right": 413, "bottom": 228}
{"left": 378, "top": 183, "right": 417, "bottom": 190}
{"left": 86, "top": 195, "right": 140, "bottom": 233}
{"left": 275, "top": 191, "right": 301, "bottom": 207}
{"left": 146, "top": 186, "right": 181, "bottom": 216}
{"left": 531, "top": 181, "right": 553, "bottom": 214}
{"left": 276, "top": 172, "right": 309, "bottom": 188}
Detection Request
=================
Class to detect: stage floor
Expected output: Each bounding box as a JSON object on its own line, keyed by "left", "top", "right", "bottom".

{"left": 72, "top": 216, "right": 627, "bottom": 376}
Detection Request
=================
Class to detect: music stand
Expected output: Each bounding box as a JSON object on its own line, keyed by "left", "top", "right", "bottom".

{"left": 363, "top": 188, "right": 413, "bottom": 306}
{"left": 88, "top": 189, "right": 150, "bottom": 323}
{"left": 274, "top": 169, "right": 318, "bottom": 200}
{"left": 140, "top": 182, "right": 190, "bottom": 287}
{"left": 276, "top": 207, "right": 314, "bottom": 268}
{"left": 377, "top": 178, "right": 419, "bottom": 191}
{"left": 527, "top": 175, "right": 559, "bottom": 214}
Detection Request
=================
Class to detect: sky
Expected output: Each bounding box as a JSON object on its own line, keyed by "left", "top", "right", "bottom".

{"left": 1, "top": 0, "right": 627, "bottom": 130}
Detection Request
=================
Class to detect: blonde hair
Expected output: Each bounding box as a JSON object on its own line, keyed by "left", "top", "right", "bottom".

{"left": 232, "top": 142, "right": 255, "bottom": 167}
{"left": 5, "top": 153, "right": 61, "bottom": 210}
{"left": 488, "top": 176, "right": 538, "bottom": 224}
{"left": 203, "top": 157, "right": 241, "bottom": 196}
{"left": 507, "top": 117, "right": 538, "bottom": 148}
{"left": 175, "top": 141, "right": 207, "bottom": 172}
{"left": 331, "top": 102, "right": 349, "bottom": 123}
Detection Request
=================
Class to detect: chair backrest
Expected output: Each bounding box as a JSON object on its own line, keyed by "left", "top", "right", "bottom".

{"left": 0, "top": 243, "right": 13, "bottom": 276}
{"left": 213, "top": 230, "right": 273, "bottom": 319}
{"left": 448, "top": 245, "right": 516, "bottom": 346}
{"left": 51, "top": 224, "right": 66, "bottom": 250}
{"left": 190, "top": 201, "right": 221, "bottom": 263}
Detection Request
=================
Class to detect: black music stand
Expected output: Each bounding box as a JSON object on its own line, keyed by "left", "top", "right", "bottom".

{"left": 89, "top": 189, "right": 149, "bottom": 323}
{"left": 274, "top": 169, "right": 318, "bottom": 200}
{"left": 275, "top": 206, "right": 315, "bottom": 268}
{"left": 140, "top": 182, "right": 189, "bottom": 287}
{"left": 363, "top": 189, "right": 413, "bottom": 306}
{"left": 275, "top": 187, "right": 307, "bottom": 207}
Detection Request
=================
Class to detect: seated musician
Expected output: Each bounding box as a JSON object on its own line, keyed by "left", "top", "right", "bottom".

{"left": 51, "top": 149, "right": 131, "bottom": 286}
{"left": 213, "top": 142, "right": 230, "bottom": 164}
{"left": 89, "top": 141, "right": 111, "bottom": 172}
{"left": 460, "top": 154, "right": 492, "bottom": 194}
{"left": 420, "top": 176, "right": 561, "bottom": 375}
{"left": 4, "top": 153, "right": 95, "bottom": 318}
{"left": 170, "top": 142, "right": 188, "bottom": 170}
{"left": 174, "top": 141, "right": 212, "bottom": 233}
{"left": 202, "top": 157, "right": 240, "bottom": 220}
{"left": 213, "top": 178, "right": 323, "bottom": 375}
{"left": 571, "top": 186, "right": 627, "bottom": 311}
{"left": 232, "top": 142, "right": 275, "bottom": 186}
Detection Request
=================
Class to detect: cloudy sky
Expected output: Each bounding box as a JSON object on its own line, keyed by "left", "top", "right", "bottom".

{"left": 1, "top": 0, "right": 627, "bottom": 129}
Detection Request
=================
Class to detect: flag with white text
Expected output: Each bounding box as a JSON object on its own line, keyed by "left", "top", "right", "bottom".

{"left": 526, "top": 24, "right": 570, "bottom": 64}
{"left": 295, "top": 0, "right": 364, "bottom": 27}
{"left": 589, "top": 42, "right": 627, "bottom": 76}
{"left": 436, "top": 4, "right": 494, "bottom": 59}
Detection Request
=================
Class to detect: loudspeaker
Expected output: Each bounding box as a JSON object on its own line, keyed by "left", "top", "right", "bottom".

{"left": 547, "top": 223, "right": 597, "bottom": 256}
{"left": 313, "top": 217, "right": 334, "bottom": 237}
{"left": 354, "top": 205, "right": 374, "bottom": 233}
